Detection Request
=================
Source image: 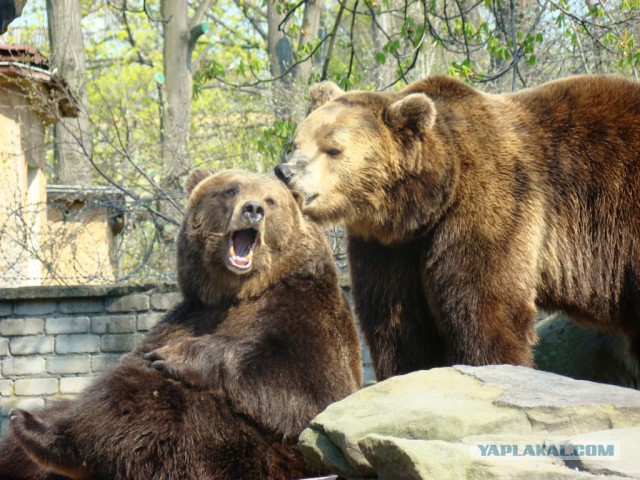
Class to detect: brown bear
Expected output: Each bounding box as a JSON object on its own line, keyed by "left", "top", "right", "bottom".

{"left": 275, "top": 75, "right": 640, "bottom": 381}
{"left": 0, "top": 170, "right": 361, "bottom": 480}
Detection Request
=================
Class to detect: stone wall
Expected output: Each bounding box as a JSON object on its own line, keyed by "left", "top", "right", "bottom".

{"left": 0, "top": 283, "right": 180, "bottom": 433}
{"left": 0, "top": 281, "right": 374, "bottom": 433}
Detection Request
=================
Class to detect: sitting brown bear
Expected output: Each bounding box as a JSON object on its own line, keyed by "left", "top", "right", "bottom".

{"left": 0, "top": 170, "right": 361, "bottom": 480}
{"left": 275, "top": 75, "right": 640, "bottom": 381}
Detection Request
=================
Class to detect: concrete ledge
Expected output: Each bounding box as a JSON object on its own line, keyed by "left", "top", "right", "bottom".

{"left": 0, "top": 283, "right": 178, "bottom": 301}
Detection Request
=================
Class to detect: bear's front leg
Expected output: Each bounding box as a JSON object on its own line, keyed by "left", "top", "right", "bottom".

{"left": 348, "top": 236, "right": 447, "bottom": 380}
{"left": 144, "top": 336, "right": 236, "bottom": 389}
{"left": 425, "top": 255, "right": 538, "bottom": 367}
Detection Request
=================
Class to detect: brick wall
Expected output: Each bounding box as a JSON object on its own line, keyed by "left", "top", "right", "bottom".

{"left": 0, "top": 281, "right": 374, "bottom": 433}
{"left": 0, "top": 284, "right": 181, "bottom": 433}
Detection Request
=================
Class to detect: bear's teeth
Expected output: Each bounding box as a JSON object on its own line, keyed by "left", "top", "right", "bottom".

{"left": 229, "top": 249, "right": 253, "bottom": 268}
{"left": 234, "top": 250, "right": 253, "bottom": 263}
{"left": 229, "top": 246, "right": 253, "bottom": 261}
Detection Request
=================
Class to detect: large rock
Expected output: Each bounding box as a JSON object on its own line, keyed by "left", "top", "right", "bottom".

{"left": 535, "top": 313, "right": 640, "bottom": 389}
{"left": 299, "top": 365, "right": 640, "bottom": 479}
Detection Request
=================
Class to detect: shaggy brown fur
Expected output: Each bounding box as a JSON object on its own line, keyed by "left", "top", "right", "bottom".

{"left": 276, "top": 75, "right": 640, "bottom": 381}
{"left": 0, "top": 170, "right": 361, "bottom": 479}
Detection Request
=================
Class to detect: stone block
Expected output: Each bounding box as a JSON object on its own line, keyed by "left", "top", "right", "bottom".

{"left": 2, "top": 357, "right": 46, "bottom": 376}
{"left": 105, "top": 294, "right": 149, "bottom": 313}
{"left": 132, "top": 333, "right": 145, "bottom": 349}
{"left": 100, "top": 334, "right": 135, "bottom": 353}
{"left": 137, "top": 313, "right": 162, "bottom": 331}
{"left": 91, "top": 315, "right": 135, "bottom": 334}
{"left": 13, "top": 301, "right": 56, "bottom": 316}
{"left": 44, "top": 395, "right": 74, "bottom": 407}
{"left": 0, "top": 396, "right": 45, "bottom": 415}
{"left": 341, "top": 288, "right": 354, "bottom": 305}
{"left": 0, "top": 338, "right": 8, "bottom": 357}
{"left": 45, "top": 316, "right": 90, "bottom": 334}
{"left": 14, "top": 378, "right": 58, "bottom": 396}
{"left": 10, "top": 336, "right": 54, "bottom": 355}
{"left": 299, "top": 365, "right": 640, "bottom": 479}
{"left": 0, "top": 302, "right": 11, "bottom": 317}
{"left": 0, "top": 318, "right": 45, "bottom": 336}
{"left": 58, "top": 299, "right": 104, "bottom": 314}
{"left": 150, "top": 292, "right": 182, "bottom": 311}
{"left": 46, "top": 356, "right": 91, "bottom": 375}
{"left": 362, "top": 366, "right": 377, "bottom": 387}
{"left": 0, "top": 379, "right": 13, "bottom": 396}
{"left": 60, "top": 376, "right": 96, "bottom": 394}
{"left": 361, "top": 345, "right": 372, "bottom": 364}
{"left": 0, "top": 398, "right": 14, "bottom": 416}
{"left": 535, "top": 312, "right": 640, "bottom": 388}
{"left": 56, "top": 335, "right": 100, "bottom": 354}
{"left": 91, "top": 354, "right": 122, "bottom": 372}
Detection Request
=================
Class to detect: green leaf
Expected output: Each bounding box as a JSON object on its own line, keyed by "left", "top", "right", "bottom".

{"left": 413, "top": 25, "right": 425, "bottom": 45}
{"left": 339, "top": 76, "right": 353, "bottom": 90}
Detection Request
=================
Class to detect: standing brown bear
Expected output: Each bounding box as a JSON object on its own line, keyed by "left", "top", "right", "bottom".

{"left": 275, "top": 75, "right": 640, "bottom": 381}
{"left": 0, "top": 170, "right": 361, "bottom": 480}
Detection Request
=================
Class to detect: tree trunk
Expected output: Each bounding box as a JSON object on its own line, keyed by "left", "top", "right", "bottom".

{"left": 295, "top": 0, "right": 324, "bottom": 84}
{"left": 267, "top": 0, "right": 294, "bottom": 120}
{"left": 160, "top": 0, "right": 191, "bottom": 196}
{"left": 46, "top": 0, "right": 93, "bottom": 185}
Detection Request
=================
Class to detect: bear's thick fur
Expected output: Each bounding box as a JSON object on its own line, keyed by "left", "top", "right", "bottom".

{"left": 0, "top": 170, "right": 361, "bottom": 479}
{"left": 276, "top": 75, "right": 640, "bottom": 381}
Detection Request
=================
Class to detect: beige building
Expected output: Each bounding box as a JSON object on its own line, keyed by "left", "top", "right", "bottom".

{"left": 43, "top": 184, "right": 123, "bottom": 285}
{"left": 0, "top": 45, "right": 120, "bottom": 286}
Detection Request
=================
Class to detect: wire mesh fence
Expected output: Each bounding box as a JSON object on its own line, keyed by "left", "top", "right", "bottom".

{"left": 0, "top": 195, "right": 350, "bottom": 287}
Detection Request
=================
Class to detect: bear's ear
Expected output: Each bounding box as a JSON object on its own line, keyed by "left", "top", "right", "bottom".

{"left": 290, "top": 190, "right": 305, "bottom": 210}
{"left": 309, "top": 81, "right": 344, "bottom": 111}
{"left": 9, "top": 409, "right": 87, "bottom": 478}
{"left": 185, "top": 169, "right": 214, "bottom": 196}
{"left": 384, "top": 93, "right": 436, "bottom": 131}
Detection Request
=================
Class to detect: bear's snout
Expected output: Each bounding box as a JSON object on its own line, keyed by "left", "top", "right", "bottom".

{"left": 241, "top": 201, "right": 265, "bottom": 225}
{"left": 274, "top": 164, "right": 294, "bottom": 185}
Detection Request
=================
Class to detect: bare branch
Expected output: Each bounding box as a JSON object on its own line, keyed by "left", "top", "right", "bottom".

{"left": 321, "top": 0, "right": 348, "bottom": 81}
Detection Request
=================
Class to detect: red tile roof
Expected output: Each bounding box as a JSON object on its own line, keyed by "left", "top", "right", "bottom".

{"left": 0, "top": 43, "right": 78, "bottom": 117}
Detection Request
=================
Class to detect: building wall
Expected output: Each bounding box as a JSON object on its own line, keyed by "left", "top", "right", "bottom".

{"left": 42, "top": 213, "right": 116, "bottom": 285}
{"left": 0, "top": 79, "right": 115, "bottom": 287}
{"left": 0, "top": 81, "right": 47, "bottom": 287}
{"left": 0, "top": 282, "right": 375, "bottom": 433}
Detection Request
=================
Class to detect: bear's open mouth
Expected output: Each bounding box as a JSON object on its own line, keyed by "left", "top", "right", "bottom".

{"left": 228, "top": 228, "right": 259, "bottom": 270}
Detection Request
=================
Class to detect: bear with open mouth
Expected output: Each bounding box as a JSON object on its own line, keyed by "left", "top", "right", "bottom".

{"left": 0, "top": 169, "right": 362, "bottom": 480}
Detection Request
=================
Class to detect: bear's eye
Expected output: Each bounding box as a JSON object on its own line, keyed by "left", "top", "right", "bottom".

{"left": 326, "top": 148, "right": 343, "bottom": 158}
{"left": 266, "top": 198, "right": 276, "bottom": 207}
{"left": 280, "top": 142, "right": 294, "bottom": 163}
{"left": 224, "top": 188, "right": 236, "bottom": 198}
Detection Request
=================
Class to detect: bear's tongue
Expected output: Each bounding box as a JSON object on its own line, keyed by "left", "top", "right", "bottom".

{"left": 229, "top": 229, "right": 258, "bottom": 268}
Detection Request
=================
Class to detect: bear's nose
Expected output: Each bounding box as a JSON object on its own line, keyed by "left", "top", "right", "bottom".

{"left": 274, "top": 164, "right": 294, "bottom": 185}
{"left": 242, "top": 201, "right": 265, "bottom": 225}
